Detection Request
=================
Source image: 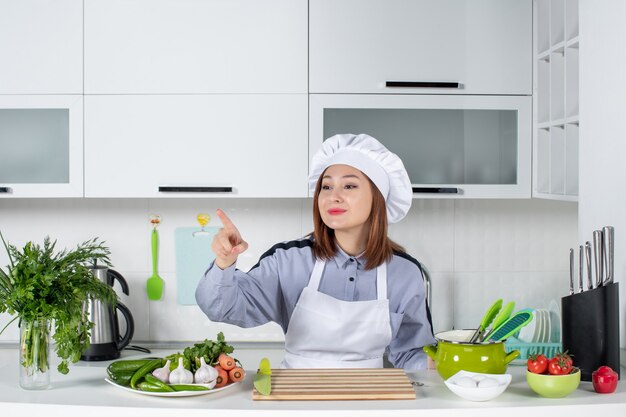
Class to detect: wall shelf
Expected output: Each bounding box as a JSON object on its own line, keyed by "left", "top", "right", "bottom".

{"left": 533, "top": 0, "right": 579, "bottom": 201}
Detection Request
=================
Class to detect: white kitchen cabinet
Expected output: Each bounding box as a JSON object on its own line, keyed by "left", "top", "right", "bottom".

{"left": 310, "top": 0, "right": 532, "bottom": 95}
{"left": 84, "top": 0, "right": 307, "bottom": 94}
{"left": 310, "top": 94, "right": 532, "bottom": 199}
{"left": 0, "top": 95, "right": 83, "bottom": 198}
{"left": 533, "top": 0, "right": 579, "bottom": 201}
{"left": 84, "top": 95, "right": 308, "bottom": 198}
{"left": 0, "top": 0, "right": 82, "bottom": 94}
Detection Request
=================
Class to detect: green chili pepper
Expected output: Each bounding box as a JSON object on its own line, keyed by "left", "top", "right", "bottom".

{"left": 130, "top": 358, "right": 164, "bottom": 389}
{"left": 170, "top": 384, "right": 210, "bottom": 391}
{"left": 144, "top": 374, "right": 176, "bottom": 392}
{"left": 137, "top": 381, "right": 169, "bottom": 392}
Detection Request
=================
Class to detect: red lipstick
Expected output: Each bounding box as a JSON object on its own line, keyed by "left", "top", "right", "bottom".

{"left": 327, "top": 208, "right": 346, "bottom": 215}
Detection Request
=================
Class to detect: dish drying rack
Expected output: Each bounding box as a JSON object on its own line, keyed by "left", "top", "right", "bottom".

{"left": 505, "top": 336, "right": 562, "bottom": 360}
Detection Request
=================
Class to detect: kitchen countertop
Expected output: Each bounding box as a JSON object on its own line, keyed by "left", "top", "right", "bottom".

{"left": 1, "top": 344, "right": 625, "bottom": 417}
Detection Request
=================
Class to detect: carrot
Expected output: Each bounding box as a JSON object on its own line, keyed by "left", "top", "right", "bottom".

{"left": 218, "top": 353, "right": 236, "bottom": 371}
{"left": 214, "top": 365, "right": 229, "bottom": 388}
{"left": 228, "top": 366, "right": 245, "bottom": 383}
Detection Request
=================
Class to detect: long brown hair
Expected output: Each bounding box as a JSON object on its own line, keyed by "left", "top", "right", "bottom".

{"left": 311, "top": 168, "right": 405, "bottom": 269}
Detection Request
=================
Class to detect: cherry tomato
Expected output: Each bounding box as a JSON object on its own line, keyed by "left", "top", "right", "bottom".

{"left": 527, "top": 353, "right": 549, "bottom": 374}
{"left": 592, "top": 366, "right": 619, "bottom": 394}
{"left": 548, "top": 356, "right": 573, "bottom": 375}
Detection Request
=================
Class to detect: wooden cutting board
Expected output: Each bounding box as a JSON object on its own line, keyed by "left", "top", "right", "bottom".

{"left": 252, "top": 368, "right": 416, "bottom": 401}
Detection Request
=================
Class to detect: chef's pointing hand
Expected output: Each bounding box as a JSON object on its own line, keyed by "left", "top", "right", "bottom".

{"left": 213, "top": 208, "right": 248, "bottom": 269}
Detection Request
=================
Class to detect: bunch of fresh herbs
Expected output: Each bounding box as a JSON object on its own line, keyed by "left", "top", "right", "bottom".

{"left": 0, "top": 232, "right": 118, "bottom": 375}
{"left": 166, "top": 332, "right": 235, "bottom": 372}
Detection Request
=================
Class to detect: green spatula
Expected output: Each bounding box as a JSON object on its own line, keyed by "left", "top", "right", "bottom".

{"left": 468, "top": 299, "right": 502, "bottom": 343}
{"left": 147, "top": 226, "right": 164, "bottom": 300}
{"left": 488, "top": 309, "right": 533, "bottom": 341}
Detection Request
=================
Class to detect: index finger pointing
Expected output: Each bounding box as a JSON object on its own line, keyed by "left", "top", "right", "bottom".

{"left": 216, "top": 208, "right": 237, "bottom": 231}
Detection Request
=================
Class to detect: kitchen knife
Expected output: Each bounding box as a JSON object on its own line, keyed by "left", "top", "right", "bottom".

{"left": 569, "top": 248, "right": 574, "bottom": 295}
{"left": 593, "top": 230, "right": 604, "bottom": 288}
{"left": 578, "top": 245, "right": 584, "bottom": 293}
{"left": 602, "top": 226, "right": 614, "bottom": 285}
{"left": 585, "top": 241, "right": 593, "bottom": 290}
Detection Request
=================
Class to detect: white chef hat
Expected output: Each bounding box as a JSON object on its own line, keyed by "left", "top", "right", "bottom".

{"left": 308, "top": 133, "right": 412, "bottom": 224}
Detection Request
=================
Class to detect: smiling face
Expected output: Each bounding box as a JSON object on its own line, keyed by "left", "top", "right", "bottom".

{"left": 317, "top": 164, "right": 374, "bottom": 237}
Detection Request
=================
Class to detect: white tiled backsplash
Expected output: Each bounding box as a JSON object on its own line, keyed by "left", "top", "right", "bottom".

{"left": 0, "top": 198, "right": 577, "bottom": 343}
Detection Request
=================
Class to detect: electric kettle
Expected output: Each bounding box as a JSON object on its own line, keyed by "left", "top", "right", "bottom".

{"left": 80, "top": 265, "right": 135, "bottom": 361}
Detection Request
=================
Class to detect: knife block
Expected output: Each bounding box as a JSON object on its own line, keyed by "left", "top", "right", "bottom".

{"left": 561, "top": 282, "right": 620, "bottom": 381}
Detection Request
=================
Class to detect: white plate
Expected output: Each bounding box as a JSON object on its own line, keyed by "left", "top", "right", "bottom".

{"left": 104, "top": 378, "right": 239, "bottom": 397}
{"left": 542, "top": 309, "right": 552, "bottom": 343}
{"left": 548, "top": 299, "right": 561, "bottom": 343}
{"left": 518, "top": 309, "right": 537, "bottom": 343}
{"left": 535, "top": 309, "right": 548, "bottom": 343}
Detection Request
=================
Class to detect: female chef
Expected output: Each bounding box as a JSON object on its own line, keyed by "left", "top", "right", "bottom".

{"left": 196, "top": 133, "right": 435, "bottom": 369}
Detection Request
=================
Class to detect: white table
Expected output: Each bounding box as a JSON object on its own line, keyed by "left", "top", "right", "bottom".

{"left": 1, "top": 344, "right": 624, "bottom": 417}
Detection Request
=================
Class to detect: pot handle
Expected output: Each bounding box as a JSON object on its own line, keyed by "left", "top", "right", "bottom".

{"left": 423, "top": 344, "right": 438, "bottom": 360}
{"left": 504, "top": 349, "right": 521, "bottom": 364}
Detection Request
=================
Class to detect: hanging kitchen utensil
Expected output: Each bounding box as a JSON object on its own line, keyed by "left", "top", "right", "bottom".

{"left": 481, "top": 301, "right": 516, "bottom": 341}
{"left": 602, "top": 226, "right": 614, "bottom": 285}
{"left": 468, "top": 299, "right": 502, "bottom": 343}
{"left": 593, "top": 230, "right": 604, "bottom": 288}
{"left": 488, "top": 309, "right": 533, "bottom": 342}
{"left": 192, "top": 213, "right": 212, "bottom": 237}
{"left": 146, "top": 214, "right": 164, "bottom": 300}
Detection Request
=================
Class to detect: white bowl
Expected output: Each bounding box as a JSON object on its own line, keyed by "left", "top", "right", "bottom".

{"left": 444, "top": 370, "right": 512, "bottom": 402}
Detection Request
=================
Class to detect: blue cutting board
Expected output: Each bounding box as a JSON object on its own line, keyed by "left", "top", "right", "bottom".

{"left": 174, "top": 226, "right": 218, "bottom": 305}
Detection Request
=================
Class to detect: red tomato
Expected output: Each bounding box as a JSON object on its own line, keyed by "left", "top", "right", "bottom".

{"left": 548, "top": 356, "right": 573, "bottom": 375}
{"left": 527, "top": 354, "right": 549, "bottom": 374}
{"left": 592, "top": 366, "right": 619, "bottom": 394}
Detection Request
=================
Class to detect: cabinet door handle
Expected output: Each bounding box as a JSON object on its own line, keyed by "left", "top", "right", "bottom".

{"left": 386, "top": 81, "right": 460, "bottom": 89}
{"left": 412, "top": 187, "right": 459, "bottom": 194}
{"left": 0, "top": 187, "right": 12, "bottom": 193}
{"left": 158, "top": 186, "right": 233, "bottom": 193}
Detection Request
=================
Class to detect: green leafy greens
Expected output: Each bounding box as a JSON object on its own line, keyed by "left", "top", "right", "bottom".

{"left": 0, "top": 232, "right": 117, "bottom": 374}
{"left": 166, "top": 332, "right": 235, "bottom": 373}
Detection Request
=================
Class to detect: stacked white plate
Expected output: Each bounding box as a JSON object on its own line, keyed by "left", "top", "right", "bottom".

{"left": 518, "top": 307, "right": 558, "bottom": 343}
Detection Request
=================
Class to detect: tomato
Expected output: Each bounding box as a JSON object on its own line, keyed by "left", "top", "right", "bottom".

{"left": 548, "top": 356, "right": 573, "bottom": 375}
{"left": 527, "top": 354, "right": 549, "bottom": 374}
{"left": 592, "top": 366, "right": 619, "bottom": 394}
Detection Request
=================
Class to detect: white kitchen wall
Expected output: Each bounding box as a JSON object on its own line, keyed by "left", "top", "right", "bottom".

{"left": 579, "top": 0, "right": 626, "bottom": 349}
{"left": 0, "top": 198, "right": 577, "bottom": 343}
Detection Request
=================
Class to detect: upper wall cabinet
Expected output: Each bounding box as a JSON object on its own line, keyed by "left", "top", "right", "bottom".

{"left": 84, "top": 94, "right": 308, "bottom": 198}
{"left": 310, "top": 0, "right": 532, "bottom": 95}
{"left": 0, "top": 0, "right": 82, "bottom": 94}
{"left": 0, "top": 95, "right": 84, "bottom": 198}
{"left": 84, "top": 0, "right": 307, "bottom": 94}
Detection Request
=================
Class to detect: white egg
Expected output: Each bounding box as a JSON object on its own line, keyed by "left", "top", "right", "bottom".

{"left": 477, "top": 377, "right": 499, "bottom": 388}
{"left": 455, "top": 376, "right": 478, "bottom": 388}
{"left": 472, "top": 375, "right": 486, "bottom": 382}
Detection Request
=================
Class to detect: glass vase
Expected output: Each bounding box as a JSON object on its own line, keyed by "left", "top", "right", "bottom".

{"left": 19, "top": 317, "right": 51, "bottom": 390}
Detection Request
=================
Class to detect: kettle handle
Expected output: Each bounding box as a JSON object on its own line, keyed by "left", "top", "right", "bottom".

{"left": 115, "top": 301, "right": 135, "bottom": 351}
{"left": 107, "top": 269, "right": 130, "bottom": 295}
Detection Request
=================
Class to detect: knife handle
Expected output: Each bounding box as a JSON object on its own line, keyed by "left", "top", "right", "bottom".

{"left": 602, "top": 226, "right": 614, "bottom": 285}
{"left": 569, "top": 248, "right": 575, "bottom": 295}
{"left": 578, "top": 245, "right": 584, "bottom": 293}
{"left": 593, "top": 230, "right": 604, "bottom": 288}
{"left": 585, "top": 241, "right": 593, "bottom": 290}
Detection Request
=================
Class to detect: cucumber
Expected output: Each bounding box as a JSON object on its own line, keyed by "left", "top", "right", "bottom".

{"left": 107, "top": 358, "right": 155, "bottom": 375}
